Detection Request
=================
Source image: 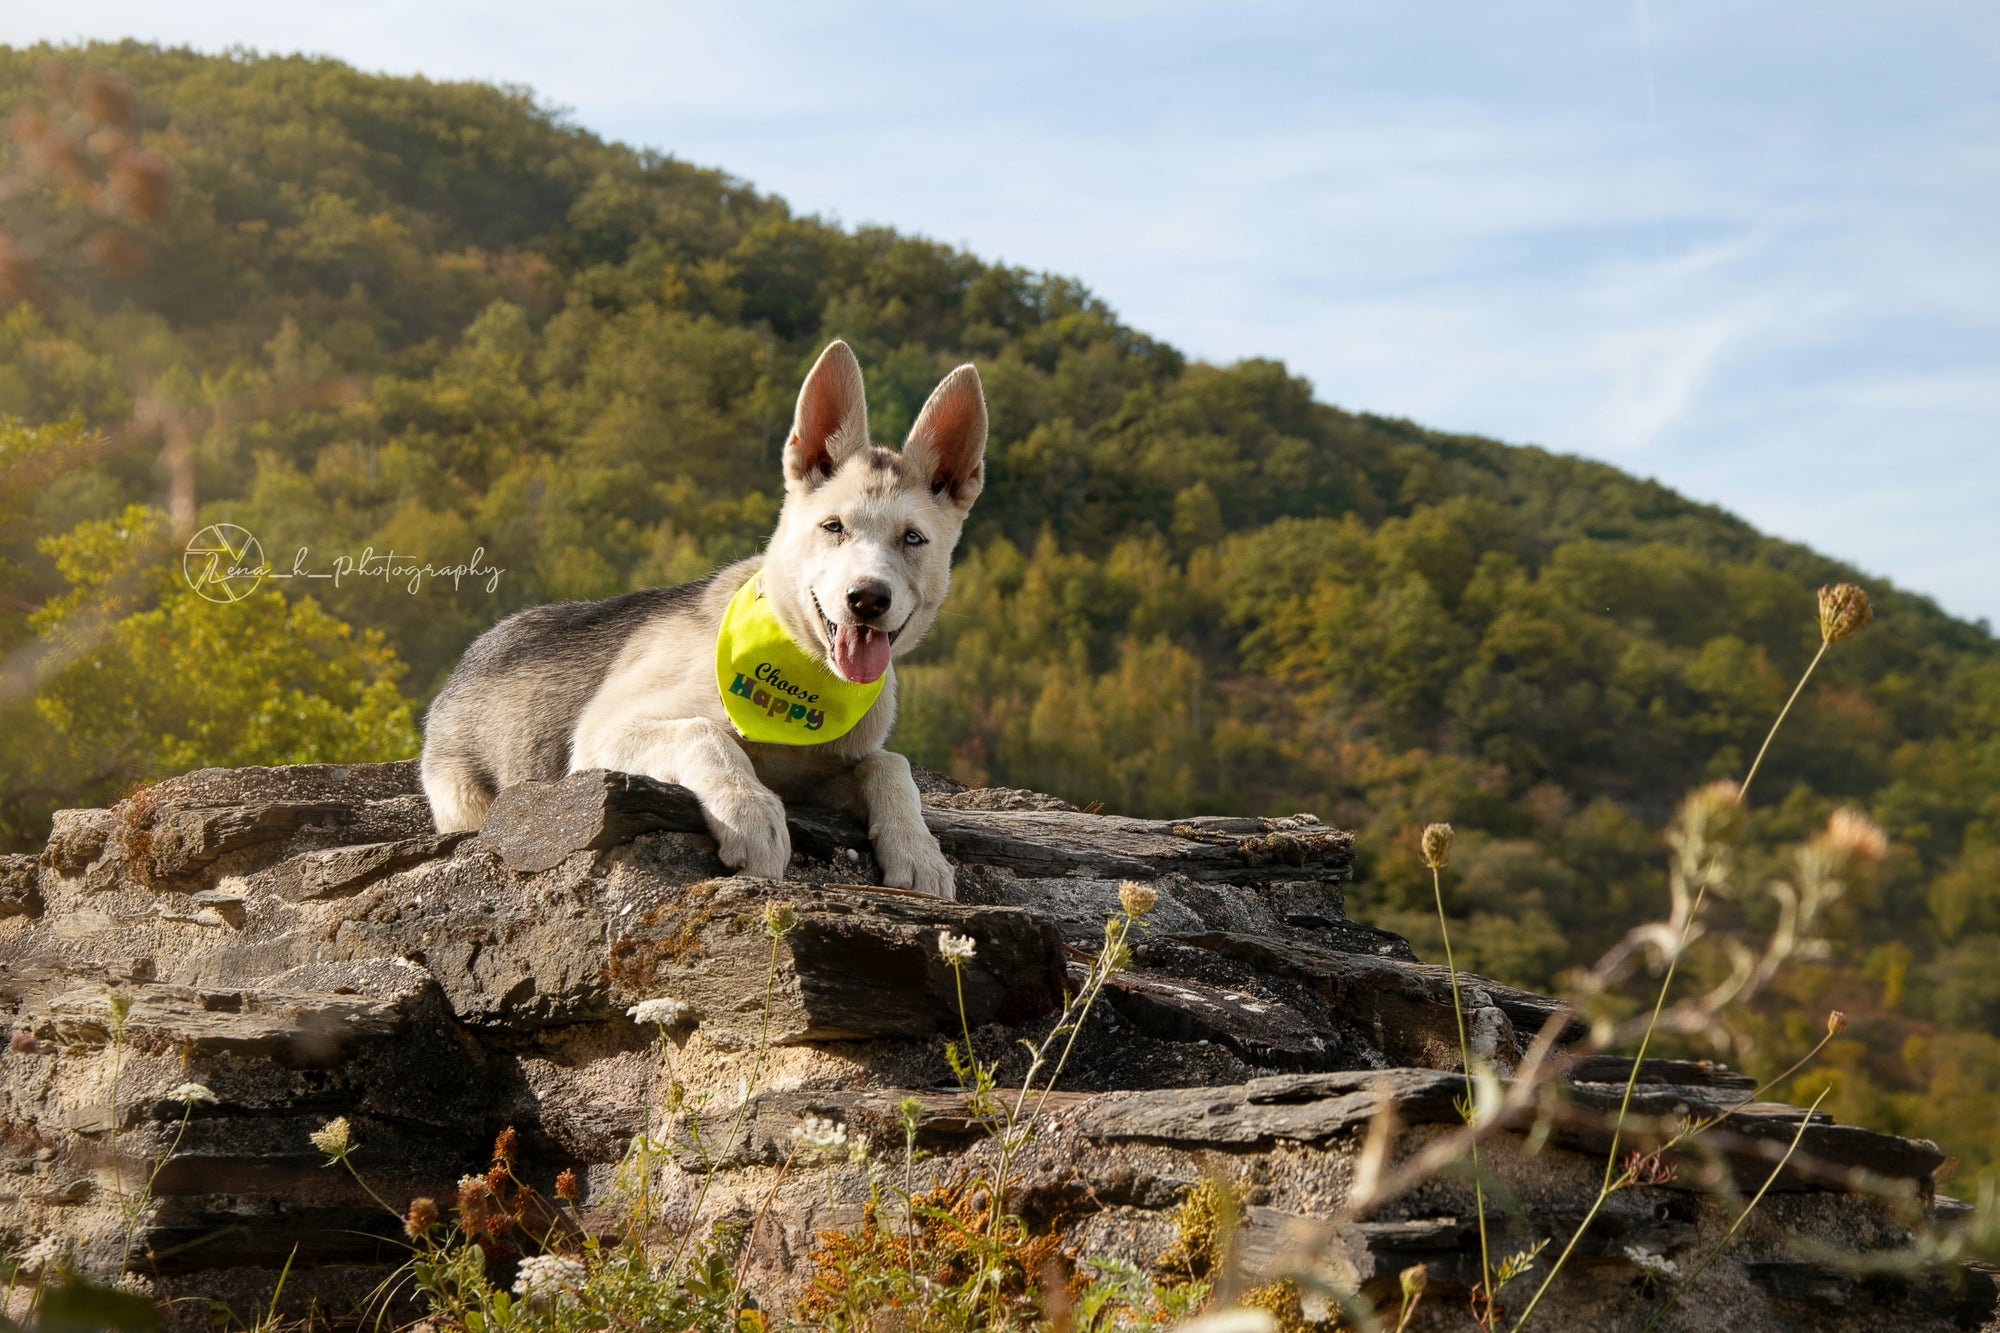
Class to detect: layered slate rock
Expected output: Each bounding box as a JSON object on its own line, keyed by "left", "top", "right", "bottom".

{"left": 0, "top": 762, "right": 1984, "bottom": 1331}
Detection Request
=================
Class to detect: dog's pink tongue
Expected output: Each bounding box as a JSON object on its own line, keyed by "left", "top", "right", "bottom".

{"left": 833, "top": 624, "right": 892, "bottom": 684}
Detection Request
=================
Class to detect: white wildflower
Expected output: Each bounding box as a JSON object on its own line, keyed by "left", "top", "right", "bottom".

{"left": 626, "top": 997, "right": 691, "bottom": 1027}
{"left": 16, "top": 1234, "right": 68, "bottom": 1274}
{"left": 512, "top": 1252, "right": 586, "bottom": 1308}
{"left": 309, "top": 1115, "right": 352, "bottom": 1158}
{"left": 937, "top": 931, "right": 976, "bottom": 964}
{"left": 166, "top": 1082, "right": 218, "bottom": 1106}
{"left": 791, "top": 1114, "right": 849, "bottom": 1160}
{"left": 849, "top": 1130, "right": 873, "bottom": 1164}
{"left": 1624, "top": 1245, "right": 1680, "bottom": 1278}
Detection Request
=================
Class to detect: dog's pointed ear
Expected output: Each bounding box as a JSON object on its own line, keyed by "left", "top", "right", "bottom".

{"left": 902, "top": 364, "right": 987, "bottom": 509}
{"left": 784, "top": 341, "right": 870, "bottom": 487}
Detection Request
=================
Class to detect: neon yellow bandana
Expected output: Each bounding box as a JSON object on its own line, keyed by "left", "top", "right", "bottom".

{"left": 715, "top": 576, "right": 884, "bottom": 744}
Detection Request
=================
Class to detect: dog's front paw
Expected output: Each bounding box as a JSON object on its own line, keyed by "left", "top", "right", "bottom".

{"left": 706, "top": 788, "right": 792, "bottom": 880}
{"left": 875, "top": 826, "right": 955, "bottom": 900}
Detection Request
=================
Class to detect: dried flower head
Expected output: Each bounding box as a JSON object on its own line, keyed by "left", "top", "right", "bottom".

{"left": 10, "top": 1030, "right": 40, "bottom": 1055}
{"left": 791, "top": 1113, "right": 849, "bottom": 1161}
{"left": 1420, "top": 823, "right": 1454, "bottom": 871}
{"left": 1118, "top": 881, "right": 1158, "bottom": 917}
{"left": 762, "top": 900, "right": 798, "bottom": 938}
{"left": 555, "top": 1168, "right": 579, "bottom": 1202}
{"left": 404, "top": 1196, "right": 439, "bottom": 1239}
{"left": 626, "top": 996, "right": 690, "bottom": 1027}
{"left": 492, "top": 1126, "right": 518, "bottom": 1166}
{"left": 1679, "top": 780, "right": 1745, "bottom": 845}
{"left": 937, "top": 930, "right": 977, "bottom": 964}
{"left": 512, "top": 1253, "right": 585, "bottom": 1308}
{"left": 309, "top": 1115, "right": 352, "bottom": 1159}
{"left": 456, "top": 1174, "right": 491, "bottom": 1233}
{"left": 105, "top": 989, "right": 133, "bottom": 1024}
{"left": 1817, "top": 583, "right": 1873, "bottom": 644}
{"left": 1622, "top": 1147, "right": 1678, "bottom": 1187}
{"left": 1824, "top": 809, "right": 1889, "bottom": 867}
{"left": 166, "top": 1082, "right": 217, "bottom": 1107}
{"left": 1827, "top": 1009, "right": 1849, "bottom": 1037}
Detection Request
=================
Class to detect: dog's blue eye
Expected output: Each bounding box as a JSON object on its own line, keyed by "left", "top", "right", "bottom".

{"left": 821, "top": 519, "right": 843, "bottom": 535}
{"left": 903, "top": 529, "right": 927, "bottom": 546}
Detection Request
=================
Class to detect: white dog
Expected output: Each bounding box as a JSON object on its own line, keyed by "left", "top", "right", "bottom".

{"left": 419, "top": 341, "right": 984, "bottom": 898}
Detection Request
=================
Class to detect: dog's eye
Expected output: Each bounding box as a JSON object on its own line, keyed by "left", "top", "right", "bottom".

{"left": 821, "top": 518, "right": 844, "bottom": 536}
{"left": 903, "top": 529, "right": 927, "bottom": 547}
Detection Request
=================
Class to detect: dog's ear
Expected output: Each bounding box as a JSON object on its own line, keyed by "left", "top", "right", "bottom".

{"left": 902, "top": 364, "right": 987, "bottom": 509}
{"left": 784, "top": 341, "right": 870, "bottom": 487}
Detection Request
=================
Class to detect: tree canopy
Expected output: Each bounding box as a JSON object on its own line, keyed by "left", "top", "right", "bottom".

{"left": 2, "top": 42, "right": 1997, "bottom": 1176}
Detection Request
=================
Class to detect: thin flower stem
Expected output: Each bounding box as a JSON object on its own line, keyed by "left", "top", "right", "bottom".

{"left": 1650, "top": 1024, "right": 1842, "bottom": 1161}
{"left": 1026, "top": 915, "right": 1128, "bottom": 1129}
{"left": 1740, "top": 639, "right": 1828, "bottom": 804}
{"left": 1513, "top": 638, "right": 1838, "bottom": 1321}
{"left": 1432, "top": 866, "right": 1494, "bottom": 1321}
{"left": 902, "top": 1115, "right": 919, "bottom": 1277}
{"left": 338, "top": 1152, "right": 402, "bottom": 1220}
{"left": 121, "top": 1100, "right": 195, "bottom": 1276}
{"left": 733, "top": 1143, "right": 798, "bottom": 1318}
{"left": 1639, "top": 1088, "right": 1831, "bottom": 1333}
{"left": 1508, "top": 882, "right": 1710, "bottom": 1333}
{"left": 953, "top": 963, "right": 977, "bottom": 1104}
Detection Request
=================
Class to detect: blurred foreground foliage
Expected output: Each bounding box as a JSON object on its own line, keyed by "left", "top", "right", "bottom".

{"left": 1, "top": 42, "right": 1997, "bottom": 1179}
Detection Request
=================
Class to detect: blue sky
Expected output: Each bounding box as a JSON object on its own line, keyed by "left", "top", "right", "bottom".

{"left": 9, "top": 3, "right": 1998, "bottom": 627}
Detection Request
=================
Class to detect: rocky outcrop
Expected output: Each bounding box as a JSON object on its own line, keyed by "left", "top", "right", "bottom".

{"left": 0, "top": 762, "right": 1985, "bottom": 1329}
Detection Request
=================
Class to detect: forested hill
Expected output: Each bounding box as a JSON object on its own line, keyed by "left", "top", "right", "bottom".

{"left": 4, "top": 42, "right": 1998, "bottom": 1174}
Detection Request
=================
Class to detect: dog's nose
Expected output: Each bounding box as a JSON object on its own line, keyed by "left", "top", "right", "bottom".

{"left": 846, "top": 580, "right": 893, "bottom": 621}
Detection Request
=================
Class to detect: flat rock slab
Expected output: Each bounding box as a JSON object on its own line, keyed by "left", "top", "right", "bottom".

{"left": 604, "top": 876, "right": 1068, "bottom": 1043}
{"left": 1104, "top": 967, "right": 1341, "bottom": 1070}
{"left": 481, "top": 770, "right": 1356, "bottom": 888}
{"left": 1081, "top": 1072, "right": 1946, "bottom": 1190}
{"left": 49, "top": 976, "right": 426, "bottom": 1065}
{"left": 925, "top": 808, "right": 1354, "bottom": 887}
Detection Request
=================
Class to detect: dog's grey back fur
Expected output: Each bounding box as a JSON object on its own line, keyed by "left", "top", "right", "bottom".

{"left": 423, "top": 576, "right": 714, "bottom": 804}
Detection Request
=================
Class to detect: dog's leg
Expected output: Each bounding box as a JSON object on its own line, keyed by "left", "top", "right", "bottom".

{"left": 422, "top": 755, "right": 494, "bottom": 833}
{"left": 572, "top": 717, "right": 791, "bottom": 880}
{"left": 850, "top": 750, "right": 955, "bottom": 899}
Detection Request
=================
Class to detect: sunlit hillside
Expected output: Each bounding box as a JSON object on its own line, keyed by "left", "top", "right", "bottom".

{"left": 3, "top": 41, "right": 1997, "bottom": 1177}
